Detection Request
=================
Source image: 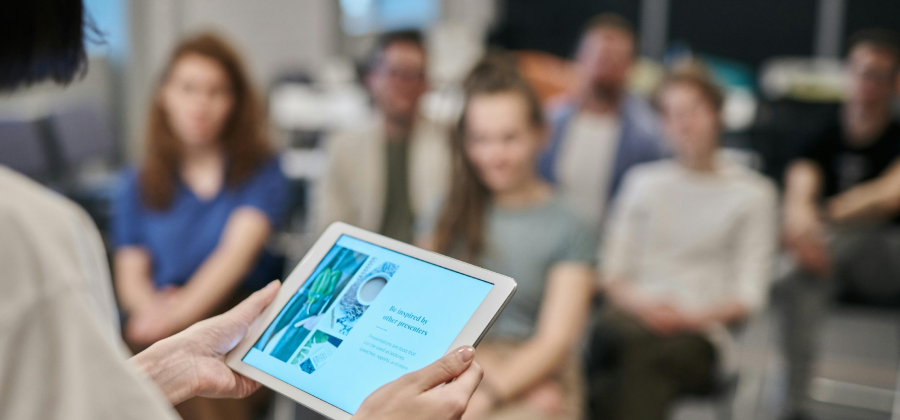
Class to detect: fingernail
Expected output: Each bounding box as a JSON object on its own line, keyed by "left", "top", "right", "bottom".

{"left": 455, "top": 346, "right": 475, "bottom": 364}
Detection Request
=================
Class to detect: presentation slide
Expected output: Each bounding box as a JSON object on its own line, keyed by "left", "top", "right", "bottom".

{"left": 243, "top": 235, "right": 493, "bottom": 414}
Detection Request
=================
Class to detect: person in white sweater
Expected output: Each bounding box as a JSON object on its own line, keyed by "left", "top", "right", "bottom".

{"left": 587, "top": 64, "right": 778, "bottom": 420}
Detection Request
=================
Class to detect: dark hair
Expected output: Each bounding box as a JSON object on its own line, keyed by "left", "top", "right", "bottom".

{"left": 0, "top": 0, "right": 101, "bottom": 91}
{"left": 140, "top": 32, "right": 272, "bottom": 210}
{"left": 653, "top": 61, "right": 725, "bottom": 114}
{"left": 366, "top": 30, "right": 426, "bottom": 73}
{"left": 848, "top": 28, "right": 900, "bottom": 70}
{"left": 578, "top": 13, "right": 637, "bottom": 54}
{"left": 432, "top": 53, "right": 544, "bottom": 262}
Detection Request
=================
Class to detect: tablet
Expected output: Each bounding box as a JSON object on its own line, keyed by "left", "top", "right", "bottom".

{"left": 226, "top": 222, "right": 517, "bottom": 419}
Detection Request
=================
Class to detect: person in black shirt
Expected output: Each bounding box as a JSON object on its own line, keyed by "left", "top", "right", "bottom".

{"left": 780, "top": 29, "right": 900, "bottom": 420}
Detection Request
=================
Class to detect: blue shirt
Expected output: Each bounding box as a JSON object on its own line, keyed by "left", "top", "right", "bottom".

{"left": 113, "top": 158, "right": 289, "bottom": 291}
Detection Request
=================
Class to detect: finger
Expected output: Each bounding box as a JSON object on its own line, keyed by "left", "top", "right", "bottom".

{"left": 233, "top": 373, "right": 262, "bottom": 398}
{"left": 204, "top": 281, "right": 280, "bottom": 353}
{"left": 405, "top": 346, "right": 476, "bottom": 391}
{"left": 433, "top": 360, "right": 483, "bottom": 400}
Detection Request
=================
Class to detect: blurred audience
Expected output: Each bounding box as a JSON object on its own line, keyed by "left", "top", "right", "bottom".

{"left": 425, "top": 56, "right": 596, "bottom": 420}
{"left": 112, "top": 32, "right": 288, "bottom": 420}
{"left": 588, "top": 65, "right": 778, "bottom": 420}
{"left": 315, "top": 30, "right": 451, "bottom": 243}
{"left": 779, "top": 28, "right": 900, "bottom": 420}
{"left": 537, "top": 14, "right": 667, "bottom": 231}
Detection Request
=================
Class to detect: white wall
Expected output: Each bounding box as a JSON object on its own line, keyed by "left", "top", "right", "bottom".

{"left": 125, "top": 0, "right": 339, "bottom": 160}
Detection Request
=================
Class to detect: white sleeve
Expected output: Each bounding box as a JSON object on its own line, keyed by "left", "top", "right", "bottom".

{"left": 732, "top": 181, "right": 780, "bottom": 312}
{"left": 0, "top": 201, "right": 179, "bottom": 420}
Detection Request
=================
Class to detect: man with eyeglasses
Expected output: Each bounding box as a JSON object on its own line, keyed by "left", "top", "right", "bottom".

{"left": 780, "top": 28, "right": 900, "bottom": 420}
{"left": 316, "top": 30, "right": 451, "bottom": 245}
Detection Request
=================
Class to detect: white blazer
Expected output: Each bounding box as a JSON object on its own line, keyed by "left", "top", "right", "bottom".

{"left": 314, "top": 112, "right": 452, "bottom": 236}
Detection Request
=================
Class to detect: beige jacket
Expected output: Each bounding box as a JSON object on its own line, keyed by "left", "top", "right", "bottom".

{"left": 0, "top": 167, "right": 178, "bottom": 420}
{"left": 315, "top": 113, "right": 452, "bottom": 235}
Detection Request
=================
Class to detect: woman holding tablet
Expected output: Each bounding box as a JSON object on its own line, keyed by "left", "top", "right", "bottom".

{"left": 428, "top": 57, "right": 596, "bottom": 420}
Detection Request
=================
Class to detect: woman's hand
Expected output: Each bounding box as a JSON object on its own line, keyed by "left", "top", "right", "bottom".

{"left": 131, "top": 280, "right": 281, "bottom": 404}
{"left": 133, "top": 280, "right": 485, "bottom": 420}
{"left": 354, "top": 347, "right": 484, "bottom": 420}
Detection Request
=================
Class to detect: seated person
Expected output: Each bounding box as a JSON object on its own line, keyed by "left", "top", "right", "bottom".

{"left": 538, "top": 14, "right": 667, "bottom": 231}
{"left": 316, "top": 30, "right": 451, "bottom": 243}
{"left": 590, "top": 65, "right": 777, "bottom": 420}
{"left": 425, "top": 56, "right": 596, "bottom": 420}
{"left": 113, "top": 33, "right": 288, "bottom": 348}
{"left": 780, "top": 29, "right": 900, "bottom": 420}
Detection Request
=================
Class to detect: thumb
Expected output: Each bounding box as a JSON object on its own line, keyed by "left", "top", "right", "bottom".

{"left": 226, "top": 280, "right": 281, "bottom": 325}
{"left": 406, "top": 346, "right": 475, "bottom": 391}
{"left": 209, "top": 280, "right": 281, "bottom": 349}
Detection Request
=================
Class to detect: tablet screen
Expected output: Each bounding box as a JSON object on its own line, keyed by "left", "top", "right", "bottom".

{"left": 242, "top": 234, "right": 494, "bottom": 414}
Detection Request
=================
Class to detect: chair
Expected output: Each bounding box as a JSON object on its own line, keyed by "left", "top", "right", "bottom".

{"left": 0, "top": 119, "right": 50, "bottom": 181}
{"left": 48, "top": 104, "right": 117, "bottom": 170}
{"left": 47, "top": 105, "right": 119, "bottom": 236}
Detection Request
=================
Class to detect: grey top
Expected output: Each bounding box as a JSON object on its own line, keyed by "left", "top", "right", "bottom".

{"left": 479, "top": 197, "right": 597, "bottom": 341}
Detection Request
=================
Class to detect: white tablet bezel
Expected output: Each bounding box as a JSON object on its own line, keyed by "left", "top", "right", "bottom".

{"left": 225, "top": 222, "right": 517, "bottom": 420}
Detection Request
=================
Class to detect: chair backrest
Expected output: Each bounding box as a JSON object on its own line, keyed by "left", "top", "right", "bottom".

{"left": 0, "top": 120, "right": 49, "bottom": 179}
{"left": 49, "top": 105, "right": 116, "bottom": 169}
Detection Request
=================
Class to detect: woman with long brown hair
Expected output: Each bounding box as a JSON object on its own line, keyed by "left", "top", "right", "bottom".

{"left": 113, "top": 32, "right": 288, "bottom": 349}
{"left": 426, "top": 56, "right": 596, "bottom": 420}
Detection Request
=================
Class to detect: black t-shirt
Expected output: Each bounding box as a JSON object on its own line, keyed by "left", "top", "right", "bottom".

{"left": 803, "top": 120, "right": 900, "bottom": 198}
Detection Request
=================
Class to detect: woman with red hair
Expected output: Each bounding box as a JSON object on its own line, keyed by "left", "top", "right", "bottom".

{"left": 113, "top": 32, "right": 288, "bottom": 349}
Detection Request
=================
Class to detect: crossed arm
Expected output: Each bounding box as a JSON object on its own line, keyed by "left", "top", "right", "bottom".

{"left": 116, "top": 207, "right": 272, "bottom": 346}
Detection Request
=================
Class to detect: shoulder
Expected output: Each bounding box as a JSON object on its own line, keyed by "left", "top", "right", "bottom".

{"left": 622, "top": 160, "right": 678, "bottom": 188}
{"left": 258, "top": 156, "right": 286, "bottom": 178}
{"left": 723, "top": 162, "right": 779, "bottom": 203}
{"left": 542, "top": 197, "right": 592, "bottom": 232}
{"left": 546, "top": 101, "right": 578, "bottom": 124}
{"left": 243, "top": 156, "right": 288, "bottom": 189}
{"left": 325, "top": 122, "right": 383, "bottom": 170}
{"left": 411, "top": 115, "right": 452, "bottom": 147}
{"left": 622, "top": 94, "right": 662, "bottom": 134}
{"left": 0, "top": 167, "right": 86, "bottom": 219}
{"left": 541, "top": 198, "right": 598, "bottom": 261}
{"left": 804, "top": 122, "right": 842, "bottom": 153}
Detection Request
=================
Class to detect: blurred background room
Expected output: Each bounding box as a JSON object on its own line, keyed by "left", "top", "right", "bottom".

{"left": 4, "top": 1, "right": 900, "bottom": 420}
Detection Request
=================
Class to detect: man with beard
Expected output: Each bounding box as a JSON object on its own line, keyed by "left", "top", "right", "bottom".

{"left": 538, "top": 14, "right": 667, "bottom": 231}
